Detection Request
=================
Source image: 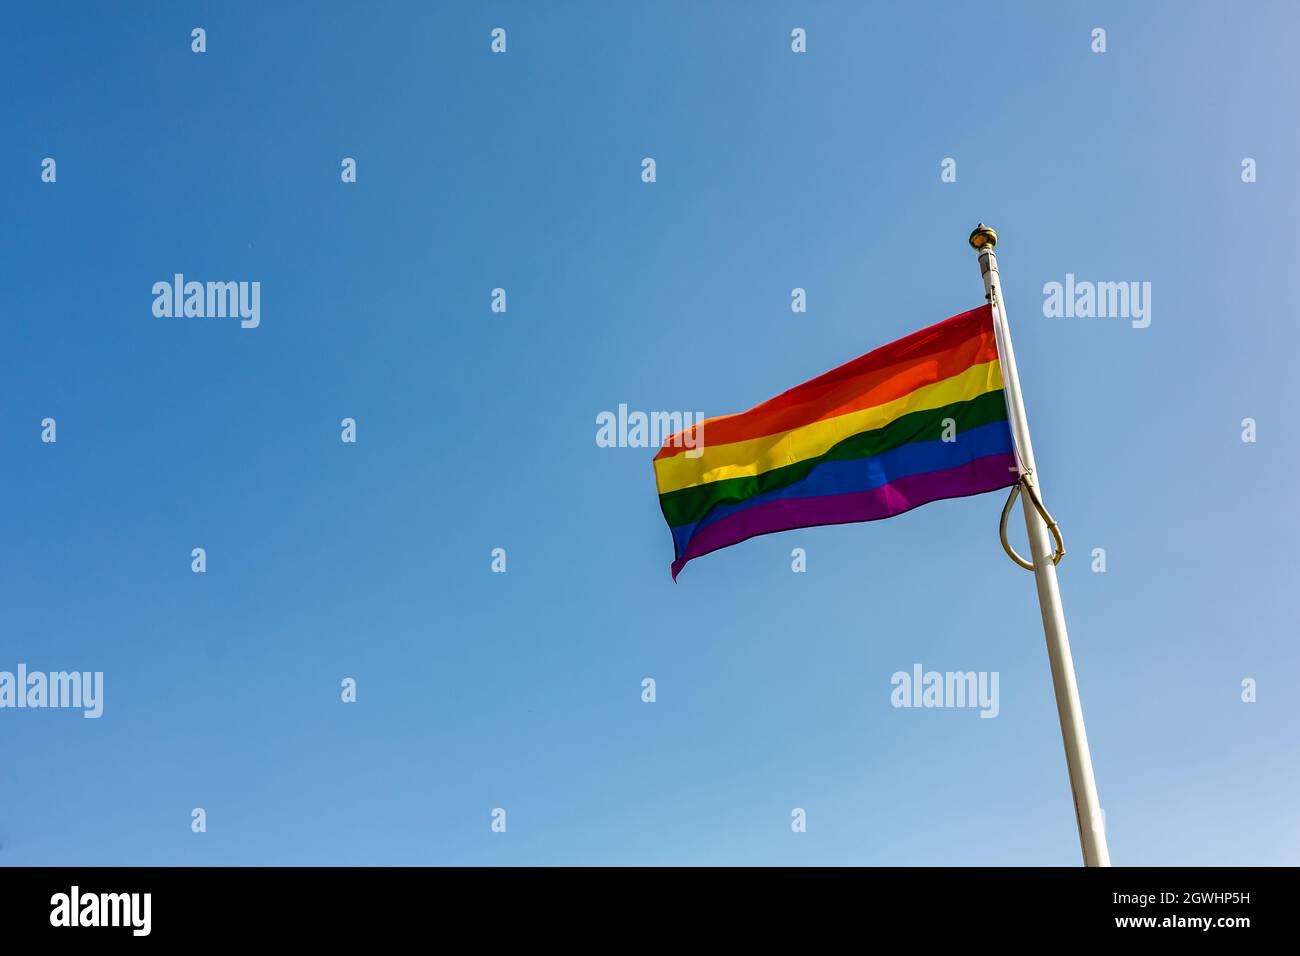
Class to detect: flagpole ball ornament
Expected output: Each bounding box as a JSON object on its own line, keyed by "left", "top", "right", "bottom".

{"left": 969, "top": 223, "right": 998, "bottom": 251}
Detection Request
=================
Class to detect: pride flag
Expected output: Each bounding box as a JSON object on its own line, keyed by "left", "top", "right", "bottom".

{"left": 654, "top": 305, "right": 1021, "bottom": 579}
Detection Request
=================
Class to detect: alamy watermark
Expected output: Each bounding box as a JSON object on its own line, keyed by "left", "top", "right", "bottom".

{"left": 152, "top": 274, "right": 261, "bottom": 329}
{"left": 1042, "top": 274, "right": 1150, "bottom": 328}
{"left": 50, "top": 886, "right": 150, "bottom": 936}
{"left": 0, "top": 664, "right": 103, "bottom": 718}
{"left": 596, "top": 404, "right": 705, "bottom": 456}
{"left": 890, "top": 663, "right": 999, "bottom": 718}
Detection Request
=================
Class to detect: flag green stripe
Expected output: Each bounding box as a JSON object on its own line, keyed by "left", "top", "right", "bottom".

{"left": 657, "top": 388, "right": 1011, "bottom": 529}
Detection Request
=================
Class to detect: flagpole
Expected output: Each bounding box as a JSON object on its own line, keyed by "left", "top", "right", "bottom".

{"left": 969, "top": 224, "right": 1111, "bottom": 867}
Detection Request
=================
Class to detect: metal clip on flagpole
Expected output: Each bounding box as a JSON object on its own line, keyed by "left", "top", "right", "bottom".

{"left": 1000, "top": 470, "right": 1065, "bottom": 571}
{"left": 970, "top": 224, "right": 1111, "bottom": 867}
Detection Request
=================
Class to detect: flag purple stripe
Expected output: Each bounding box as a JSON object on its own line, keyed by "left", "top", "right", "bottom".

{"left": 670, "top": 451, "right": 1019, "bottom": 579}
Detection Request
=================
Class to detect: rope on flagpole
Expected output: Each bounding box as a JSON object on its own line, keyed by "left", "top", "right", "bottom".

{"left": 999, "top": 471, "right": 1066, "bottom": 570}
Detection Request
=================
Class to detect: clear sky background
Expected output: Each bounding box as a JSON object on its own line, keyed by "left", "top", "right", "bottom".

{"left": 1, "top": 1, "right": 1296, "bottom": 866}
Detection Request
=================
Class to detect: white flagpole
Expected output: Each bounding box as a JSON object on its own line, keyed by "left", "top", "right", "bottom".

{"left": 969, "top": 224, "right": 1111, "bottom": 867}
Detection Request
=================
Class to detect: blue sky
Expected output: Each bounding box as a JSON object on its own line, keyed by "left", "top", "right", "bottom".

{"left": 1, "top": 1, "right": 1296, "bottom": 865}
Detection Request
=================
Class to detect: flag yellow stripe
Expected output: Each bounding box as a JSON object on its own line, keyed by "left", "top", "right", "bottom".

{"left": 653, "top": 359, "right": 1005, "bottom": 494}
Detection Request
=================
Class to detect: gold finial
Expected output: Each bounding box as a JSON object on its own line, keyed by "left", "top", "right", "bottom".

{"left": 969, "top": 223, "right": 998, "bottom": 251}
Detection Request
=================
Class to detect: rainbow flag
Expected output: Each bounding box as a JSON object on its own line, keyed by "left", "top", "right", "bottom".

{"left": 654, "top": 304, "right": 1021, "bottom": 579}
